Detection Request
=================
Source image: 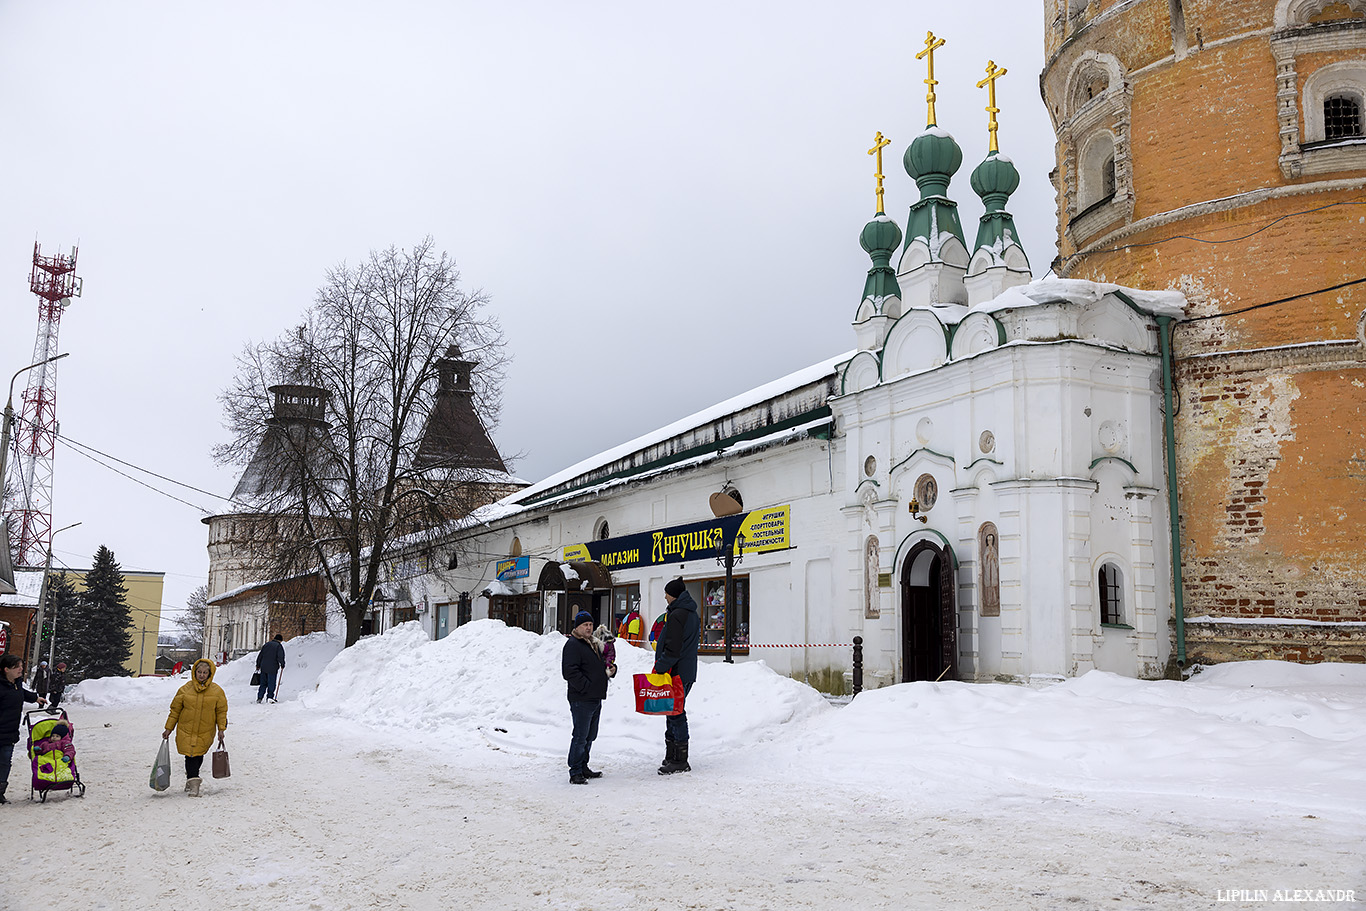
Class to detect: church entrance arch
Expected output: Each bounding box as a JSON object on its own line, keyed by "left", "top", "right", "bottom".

{"left": 900, "top": 539, "right": 958, "bottom": 682}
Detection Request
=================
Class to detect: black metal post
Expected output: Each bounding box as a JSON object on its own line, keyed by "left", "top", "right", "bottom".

{"left": 723, "top": 546, "right": 734, "bottom": 664}
{"left": 852, "top": 636, "right": 863, "bottom": 696}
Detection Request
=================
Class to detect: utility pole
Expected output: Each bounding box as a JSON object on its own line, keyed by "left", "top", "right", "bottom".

{"left": 30, "top": 522, "right": 80, "bottom": 671}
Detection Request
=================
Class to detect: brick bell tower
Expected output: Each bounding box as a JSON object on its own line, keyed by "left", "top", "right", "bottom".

{"left": 1040, "top": 0, "right": 1366, "bottom": 664}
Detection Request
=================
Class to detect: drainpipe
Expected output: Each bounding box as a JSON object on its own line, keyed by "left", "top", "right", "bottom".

{"left": 1158, "top": 316, "right": 1186, "bottom": 667}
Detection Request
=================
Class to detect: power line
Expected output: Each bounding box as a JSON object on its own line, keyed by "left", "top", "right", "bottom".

{"left": 55, "top": 432, "right": 235, "bottom": 503}
{"left": 1179, "top": 276, "right": 1366, "bottom": 323}
{"left": 55, "top": 437, "right": 214, "bottom": 514}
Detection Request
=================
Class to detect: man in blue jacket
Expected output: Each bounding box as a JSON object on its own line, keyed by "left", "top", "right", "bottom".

{"left": 653, "top": 577, "right": 700, "bottom": 774}
{"left": 562, "top": 610, "right": 610, "bottom": 784}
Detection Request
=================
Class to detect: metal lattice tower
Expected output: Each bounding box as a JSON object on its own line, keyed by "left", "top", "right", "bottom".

{"left": 10, "top": 242, "right": 79, "bottom": 567}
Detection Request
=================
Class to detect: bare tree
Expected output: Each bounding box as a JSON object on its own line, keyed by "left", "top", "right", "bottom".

{"left": 215, "top": 239, "right": 509, "bottom": 647}
{"left": 180, "top": 584, "right": 208, "bottom": 654}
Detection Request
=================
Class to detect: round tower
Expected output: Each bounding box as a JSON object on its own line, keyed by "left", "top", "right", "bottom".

{"left": 1041, "top": 0, "right": 1366, "bottom": 663}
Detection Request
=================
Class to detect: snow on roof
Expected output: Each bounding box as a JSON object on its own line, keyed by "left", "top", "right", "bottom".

{"left": 0, "top": 569, "right": 44, "bottom": 608}
{"left": 973, "top": 277, "right": 1186, "bottom": 318}
{"left": 506, "top": 350, "right": 853, "bottom": 505}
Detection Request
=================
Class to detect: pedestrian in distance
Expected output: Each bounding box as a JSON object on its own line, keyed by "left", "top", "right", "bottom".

{"left": 653, "top": 577, "right": 700, "bottom": 775}
{"left": 255, "top": 633, "right": 286, "bottom": 704}
{"left": 163, "top": 657, "right": 227, "bottom": 798}
{"left": 617, "top": 606, "right": 645, "bottom": 647}
{"left": 47, "top": 662, "right": 67, "bottom": 709}
{"left": 1, "top": 655, "right": 46, "bottom": 805}
{"left": 31, "top": 661, "right": 49, "bottom": 701}
{"left": 562, "top": 610, "right": 610, "bottom": 785}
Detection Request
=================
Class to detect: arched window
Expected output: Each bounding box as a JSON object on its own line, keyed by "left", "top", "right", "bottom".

{"left": 1098, "top": 562, "right": 1124, "bottom": 625}
{"left": 1325, "top": 92, "right": 1364, "bottom": 140}
{"left": 1078, "top": 133, "right": 1118, "bottom": 211}
{"left": 594, "top": 518, "right": 611, "bottom": 541}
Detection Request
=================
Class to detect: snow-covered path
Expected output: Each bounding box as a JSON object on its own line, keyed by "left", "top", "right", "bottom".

{"left": 2, "top": 625, "right": 1363, "bottom": 910}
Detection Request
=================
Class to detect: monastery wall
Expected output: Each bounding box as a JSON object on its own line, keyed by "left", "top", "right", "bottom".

{"left": 1042, "top": 0, "right": 1366, "bottom": 663}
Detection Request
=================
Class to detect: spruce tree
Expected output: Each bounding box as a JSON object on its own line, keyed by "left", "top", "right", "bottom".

{"left": 69, "top": 546, "right": 135, "bottom": 680}
{"left": 39, "top": 571, "right": 81, "bottom": 669}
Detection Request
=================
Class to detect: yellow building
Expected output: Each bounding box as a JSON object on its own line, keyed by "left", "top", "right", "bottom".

{"left": 55, "top": 569, "right": 166, "bottom": 676}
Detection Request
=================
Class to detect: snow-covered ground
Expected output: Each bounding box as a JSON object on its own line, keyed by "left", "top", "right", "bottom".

{"left": 2, "top": 621, "right": 1363, "bottom": 910}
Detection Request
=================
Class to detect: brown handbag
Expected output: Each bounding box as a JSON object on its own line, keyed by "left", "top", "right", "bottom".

{"left": 212, "top": 746, "right": 231, "bottom": 779}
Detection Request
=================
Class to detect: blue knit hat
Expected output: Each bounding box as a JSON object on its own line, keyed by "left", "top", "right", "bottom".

{"left": 574, "top": 610, "right": 594, "bottom": 626}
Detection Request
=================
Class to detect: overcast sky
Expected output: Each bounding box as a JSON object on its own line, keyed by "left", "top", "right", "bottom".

{"left": 1, "top": 2, "right": 1055, "bottom": 633}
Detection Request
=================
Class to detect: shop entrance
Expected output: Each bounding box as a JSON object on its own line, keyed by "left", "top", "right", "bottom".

{"left": 900, "top": 540, "right": 957, "bottom": 682}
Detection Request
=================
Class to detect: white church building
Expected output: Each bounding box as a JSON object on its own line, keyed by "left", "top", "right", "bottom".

{"left": 367, "top": 118, "right": 1186, "bottom": 689}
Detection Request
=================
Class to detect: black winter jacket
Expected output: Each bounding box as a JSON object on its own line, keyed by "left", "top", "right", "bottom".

{"left": 562, "top": 634, "right": 609, "bottom": 703}
{"left": 0, "top": 678, "right": 41, "bottom": 746}
{"left": 652, "top": 590, "right": 701, "bottom": 687}
{"left": 48, "top": 670, "right": 65, "bottom": 696}
{"left": 257, "top": 639, "right": 286, "bottom": 673}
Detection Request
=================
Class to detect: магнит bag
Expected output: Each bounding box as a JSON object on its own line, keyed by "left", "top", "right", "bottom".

{"left": 633, "top": 672, "right": 686, "bottom": 716}
{"left": 150, "top": 739, "right": 171, "bottom": 791}
{"left": 212, "top": 747, "right": 230, "bottom": 779}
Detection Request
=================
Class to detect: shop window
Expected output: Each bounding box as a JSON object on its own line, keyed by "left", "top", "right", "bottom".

{"left": 696, "top": 575, "right": 749, "bottom": 654}
{"left": 489, "top": 594, "right": 542, "bottom": 633}
{"left": 392, "top": 606, "right": 417, "bottom": 625}
{"left": 612, "top": 584, "right": 641, "bottom": 630}
{"left": 1325, "top": 92, "right": 1364, "bottom": 139}
{"left": 1098, "top": 562, "right": 1124, "bottom": 626}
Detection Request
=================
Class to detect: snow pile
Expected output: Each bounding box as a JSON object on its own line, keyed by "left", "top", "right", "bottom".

{"left": 777, "top": 661, "right": 1366, "bottom": 813}
{"left": 69, "top": 630, "right": 344, "bottom": 707}
{"left": 300, "top": 620, "right": 829, "bottom": 760}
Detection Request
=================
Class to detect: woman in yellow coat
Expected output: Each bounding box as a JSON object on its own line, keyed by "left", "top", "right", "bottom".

{"left": 163, "top": 658, "right": 227, "bottom": 797}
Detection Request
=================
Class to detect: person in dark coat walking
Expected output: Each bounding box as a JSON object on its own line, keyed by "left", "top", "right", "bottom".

{"left": 1, "top": 655, "right": 46, "bottom": 804}
{"left": 47, "top": 663, "right": 67, "bottom": 709}
{"left": 562, "top": 610, "right": 610, "bottom": 784}
{"left": 653, "top": 577, "right": 701, "bottom": 774}
{"left": 256, "top": 633, "right": 286, "bottom": 704}
{"left": 31, "top": 661, "right": 49, "bottom": 700}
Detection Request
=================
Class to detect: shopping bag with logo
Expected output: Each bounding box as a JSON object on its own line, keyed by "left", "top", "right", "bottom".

{"left": 149, "top": 739, "right": 171, "bottom": 791}
{"left": 633, "top": 672, "right": 685, "bottom": 716}
{"left": 212, "top": 745, "right": 231, "bottom": 779}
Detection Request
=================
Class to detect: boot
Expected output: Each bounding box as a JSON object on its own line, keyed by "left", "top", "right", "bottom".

{"left": 658, "top": 740, "right": 691, "bottom": 775}
{"left": 184, "top": 779, "right": 192, "bottom": 793}
{"left": 187, "top": 777, "right": 202, "bottom": 798}
{"left": 657, "top": 737, "right": 675, "bottom": 775}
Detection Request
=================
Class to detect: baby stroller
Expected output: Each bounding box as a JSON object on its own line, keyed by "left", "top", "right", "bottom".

{"left": 26, "top": 708, "right": 86, "bottom": 802}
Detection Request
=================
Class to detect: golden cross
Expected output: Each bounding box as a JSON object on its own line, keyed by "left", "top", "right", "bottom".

{"left": 976, "top": 60, "right": 1008, "bottom": 152}
{"left": 867, "top": 131, "right": 892, "bottom": 214}
{"left": 915, "top": 31, "right": 947, "bottom": 127}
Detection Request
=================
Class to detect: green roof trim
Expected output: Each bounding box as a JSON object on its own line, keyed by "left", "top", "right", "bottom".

{"left": 889, "top": 447, "right": 956, "bottom": 478}
{"left": 519, "top": 405, "right": 835, "bottom": 507}
{"left": 1089, "top": 455, "right": 1139, "bottom": 474}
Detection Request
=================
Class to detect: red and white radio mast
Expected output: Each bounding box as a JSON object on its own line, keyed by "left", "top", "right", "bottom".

{"left": 10, "top": 242, "right": 80, "bottom": 567}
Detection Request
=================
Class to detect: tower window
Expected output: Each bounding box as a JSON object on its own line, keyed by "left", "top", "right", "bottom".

{"left": 1325, "top": 93, "right": 1364, "bottom": 141}
{"left": 1098, "top": 562, "right": 1124, "bottom": 625}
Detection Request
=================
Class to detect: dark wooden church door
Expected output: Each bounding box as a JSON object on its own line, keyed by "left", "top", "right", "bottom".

{"left": 901, "top": 541, "right": 958, "bottom": 682}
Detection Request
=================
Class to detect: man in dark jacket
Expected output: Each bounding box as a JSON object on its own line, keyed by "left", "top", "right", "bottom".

{"left": 1, "top": 654, "right": 46, "bottom": 804}
{"left": 256, "top": 633, "right": 286, "bottom": 704}
{"left": 32, "top": 661, "right": 49, "bottom": 700}
{"left": 653, "top": 577, "right": 701, "bottom": 774}
{"left": 47, "top": 662, "right": 67, "bottom": 709}
{"left": 562, "top": 610, "right": 609, "bottom": 784}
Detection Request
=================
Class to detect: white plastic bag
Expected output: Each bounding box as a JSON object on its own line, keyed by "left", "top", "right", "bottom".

{"left": 150, "top": 739, "right": 171, "bottom": 791}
